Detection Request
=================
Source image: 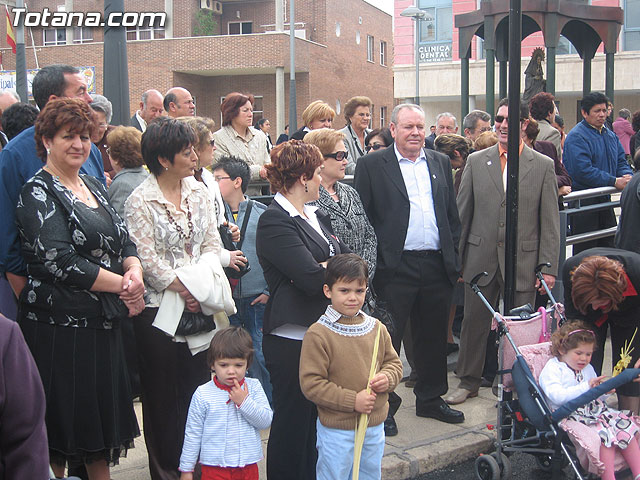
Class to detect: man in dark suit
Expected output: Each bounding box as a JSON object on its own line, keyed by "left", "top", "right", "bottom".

{"left": 355, "top": 103, "right": 464, "bottom": 433}
{"left": 130, "top": 89, "right": 164, "bottom": 132}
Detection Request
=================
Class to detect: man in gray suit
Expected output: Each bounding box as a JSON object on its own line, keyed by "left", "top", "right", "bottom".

{"left": 445, "top": 98, "right": 560, "bottom": 405}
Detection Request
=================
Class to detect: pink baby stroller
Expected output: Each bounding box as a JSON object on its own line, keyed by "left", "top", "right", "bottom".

{"left": 470, "top": 264, "right": 640, "bottom": 480}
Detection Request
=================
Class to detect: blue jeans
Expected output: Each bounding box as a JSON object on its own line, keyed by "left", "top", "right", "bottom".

{"left": 229, "top": 295, "right": 273, "bottom": 404}
{"left": 316, "top": 419, "right": 384, "bottom": 480}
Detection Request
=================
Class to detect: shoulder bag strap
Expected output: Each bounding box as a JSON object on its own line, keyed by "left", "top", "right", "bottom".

{"left": 235, "top": 200, "right": 254, "bottom": 250}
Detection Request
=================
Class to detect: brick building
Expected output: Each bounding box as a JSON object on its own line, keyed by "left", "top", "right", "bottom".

{"left": 0, "top": 0, "right": 393, "bottom": 136}
{"left": 394, "top": 0, "right": 640, "bottom": 129}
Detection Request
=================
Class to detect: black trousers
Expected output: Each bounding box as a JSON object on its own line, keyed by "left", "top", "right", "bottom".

{"left": 263, "top": 334, "right": 317, "bottom": 480}
{"left": 376, "top": 251, "right": 453, "bottom": 415}
{"left": 133, "top": 308, "right": 210, "bottom": 480}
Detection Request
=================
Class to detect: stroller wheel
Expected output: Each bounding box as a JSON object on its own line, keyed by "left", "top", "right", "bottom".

{"left": 490, "top": 452, "right": 512, "bottom": 479}
{"left": 475, "top": 454, "right": 500, "bottom": 480}
{"left": 534, "top": 454, "right": 553, "bottom": 472}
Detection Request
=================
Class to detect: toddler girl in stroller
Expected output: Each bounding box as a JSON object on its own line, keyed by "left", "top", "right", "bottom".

{"left": 539, "top": 321, "right": 640, "bottom": 479}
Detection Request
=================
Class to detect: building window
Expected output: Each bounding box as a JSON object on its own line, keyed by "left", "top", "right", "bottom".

{"left": 73, "top": 27, "right": 93, "bottom": 44}
{"left": 126, "top": 25, "right": 165, "bottom": 41}
{"left": 367, "top": 35, "right": 374, "bottom": 62}
{"left": 380, "top": 106, "right": 387, "bottom": 128}
{"left": 624, "top": 0, "right": 640, "bottom": 51}
{"left": 228, "top": 22, "right": 252, "bottom": 35}
{"left": 417, "top": 0, "right": 452, "bottom": 43}
{"left": 43, "top": 28, "right": 66, "bottom": 46}
{"left": 380, "top": 40, "right": 387, "bottom": 65}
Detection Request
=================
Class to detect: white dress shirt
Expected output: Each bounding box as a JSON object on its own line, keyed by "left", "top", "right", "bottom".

{"left": 394, "top": 145, "right": 440, "bottom": 251}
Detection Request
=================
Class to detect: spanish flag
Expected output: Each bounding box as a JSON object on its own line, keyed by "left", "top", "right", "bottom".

{"left": 6, "top": 6, "right": 15, "bottom": 54}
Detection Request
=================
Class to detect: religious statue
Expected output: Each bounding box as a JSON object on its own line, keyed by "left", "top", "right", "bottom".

{"left": 523, "top": 48, "right": 546, "bottom": 103}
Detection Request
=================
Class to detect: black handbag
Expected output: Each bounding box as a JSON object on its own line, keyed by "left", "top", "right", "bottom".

{"left": 99, "top": 292, "right": 129, "bottom": 322}
{"left": 365, "top": 285, "right": 395, "bottom": 337}
{"left": 175, "top": 311, "right": 216, "bottom": 336}
{"left": 220, "top": 200, "right": 254, "bottom": 280}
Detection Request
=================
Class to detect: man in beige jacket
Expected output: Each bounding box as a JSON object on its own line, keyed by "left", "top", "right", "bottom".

{"left": 445, "top": 98, "right": 560, "bottom": 405}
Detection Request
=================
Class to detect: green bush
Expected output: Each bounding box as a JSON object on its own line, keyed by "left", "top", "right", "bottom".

{"left": 193, "top": 9, "right": 218, "bottom": 36}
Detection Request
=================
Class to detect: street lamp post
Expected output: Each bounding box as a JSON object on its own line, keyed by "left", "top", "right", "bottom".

{"left": 401, "top": 6, "right": 431, "bottom": 106}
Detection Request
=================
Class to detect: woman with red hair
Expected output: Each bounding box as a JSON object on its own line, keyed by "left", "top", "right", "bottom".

{"left": 256, "top": 140, "right": 350, "bottom": 479}
{"left": 213, "top": 92, "right": 270, "bottom": 196}
{"left": 563, "top": 247, "right": 640, "bottom": 414}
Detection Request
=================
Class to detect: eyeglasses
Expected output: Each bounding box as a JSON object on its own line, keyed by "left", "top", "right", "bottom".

{"left": 325, "top": 151, "right": 349, "bottom": 161}
{"left": 99, "top": 123, "right": 108, "bottom": 128}
{"left": 365, "top": 144, "right": 385, "bottom": 152}
{"left": 214, "top": 176, "right": 231, "bottom": 182}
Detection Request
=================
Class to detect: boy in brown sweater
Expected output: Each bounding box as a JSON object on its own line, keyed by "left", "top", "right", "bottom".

{"left": 299, "top": 253, "right": 403, "bottom": 480}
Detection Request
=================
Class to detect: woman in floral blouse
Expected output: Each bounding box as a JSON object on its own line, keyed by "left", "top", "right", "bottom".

{"left": 125, "top": 117, "right": 222, "bottom": 480}
{"left": 16, "top": 98, "right": 144, "bottom": 479}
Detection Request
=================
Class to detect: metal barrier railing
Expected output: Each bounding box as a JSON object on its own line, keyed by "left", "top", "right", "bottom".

{"left": 556, "top": 186, "right": 620, "bottom": 300}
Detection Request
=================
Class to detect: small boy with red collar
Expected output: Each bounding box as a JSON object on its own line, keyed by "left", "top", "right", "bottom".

{"left": 179, "top": 327, "right": 272, "bottom": 480}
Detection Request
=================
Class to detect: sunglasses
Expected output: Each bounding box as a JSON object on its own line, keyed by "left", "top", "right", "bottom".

{"left": 365, "top": 143, "right": 385, "bottom": 152}
{"left": 494, "top": 115, "right": 526, "bottom": 124}
{"left": 325, "top": 151, "right": 349, "bottom": 161}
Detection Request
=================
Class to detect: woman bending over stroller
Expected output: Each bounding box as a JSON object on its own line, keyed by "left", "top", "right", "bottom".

{"left": 540, "top": 321, "right": 640, "bottom": 480}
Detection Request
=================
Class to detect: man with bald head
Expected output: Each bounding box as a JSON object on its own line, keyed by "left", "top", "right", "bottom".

{"left": 0, "top": 90, "right": 19, "bottom": 113}
{"left": 131, "top": 89, "right": 164, "bottom": 131}
{"left": 164, "top": 87, "right": 195, "bottom": 117}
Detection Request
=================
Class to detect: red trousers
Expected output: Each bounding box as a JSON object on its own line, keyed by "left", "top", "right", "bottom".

{"left": 201, "top": 464, "right": 259, "bottom": 480}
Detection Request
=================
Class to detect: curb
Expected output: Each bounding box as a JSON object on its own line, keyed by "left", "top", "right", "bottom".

{"left": 382, "top": 429, "right": 494, "bottom": 479}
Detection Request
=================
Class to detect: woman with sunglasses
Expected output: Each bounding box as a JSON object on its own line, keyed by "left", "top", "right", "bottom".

{"left": 364, "top": 127, "right": 393, "bottom": 154}
{"left": 304, "top": 128, "right": 377, "bottom": 280}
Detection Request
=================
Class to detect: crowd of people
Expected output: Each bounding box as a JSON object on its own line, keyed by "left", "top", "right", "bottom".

{"left": 2, "top": 62, "right": 640, "bottom": 480}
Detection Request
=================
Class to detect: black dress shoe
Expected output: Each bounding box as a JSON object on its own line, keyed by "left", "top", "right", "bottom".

{"left": 446, "top": 342, "right": 459, "bottom": 355}
{"left": 384, "top": 414, "right": 398, "bottom": 436}
{"left": 416, "top": 399, "right": 465, "bottom": 424}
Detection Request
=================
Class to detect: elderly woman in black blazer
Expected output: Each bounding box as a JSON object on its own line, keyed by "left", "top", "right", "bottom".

{"left": 256, "top": 140, "right": 349, "bottom": 480}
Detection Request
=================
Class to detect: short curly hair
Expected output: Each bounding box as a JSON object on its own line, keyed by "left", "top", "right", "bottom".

{"left": 529, "top": 92, "right": 556, "bottom": 121}
{"left": 106, "top": 126, "right": 143, "bottom": 168}
{"left": 550, "top": 320, "right": 597, "bottom": 358}
{"left": 343, "top": 96, "right": 372, "bottom": 124}
{"left": 221, "top": 92, "right": 254, "bottom": 127}
{"left": 34, "top": 98, "right": 98, "bottom": 160}
{"left": 570, "top": 255, "right": 627, "bottom": 315}
{"left": 265, "top": 140, "right": 323, "bottom": 193}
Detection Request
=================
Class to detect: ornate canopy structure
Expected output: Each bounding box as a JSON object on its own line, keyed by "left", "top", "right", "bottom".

{"left": 455, "top": 0, "right": 624, "bottom": 118}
